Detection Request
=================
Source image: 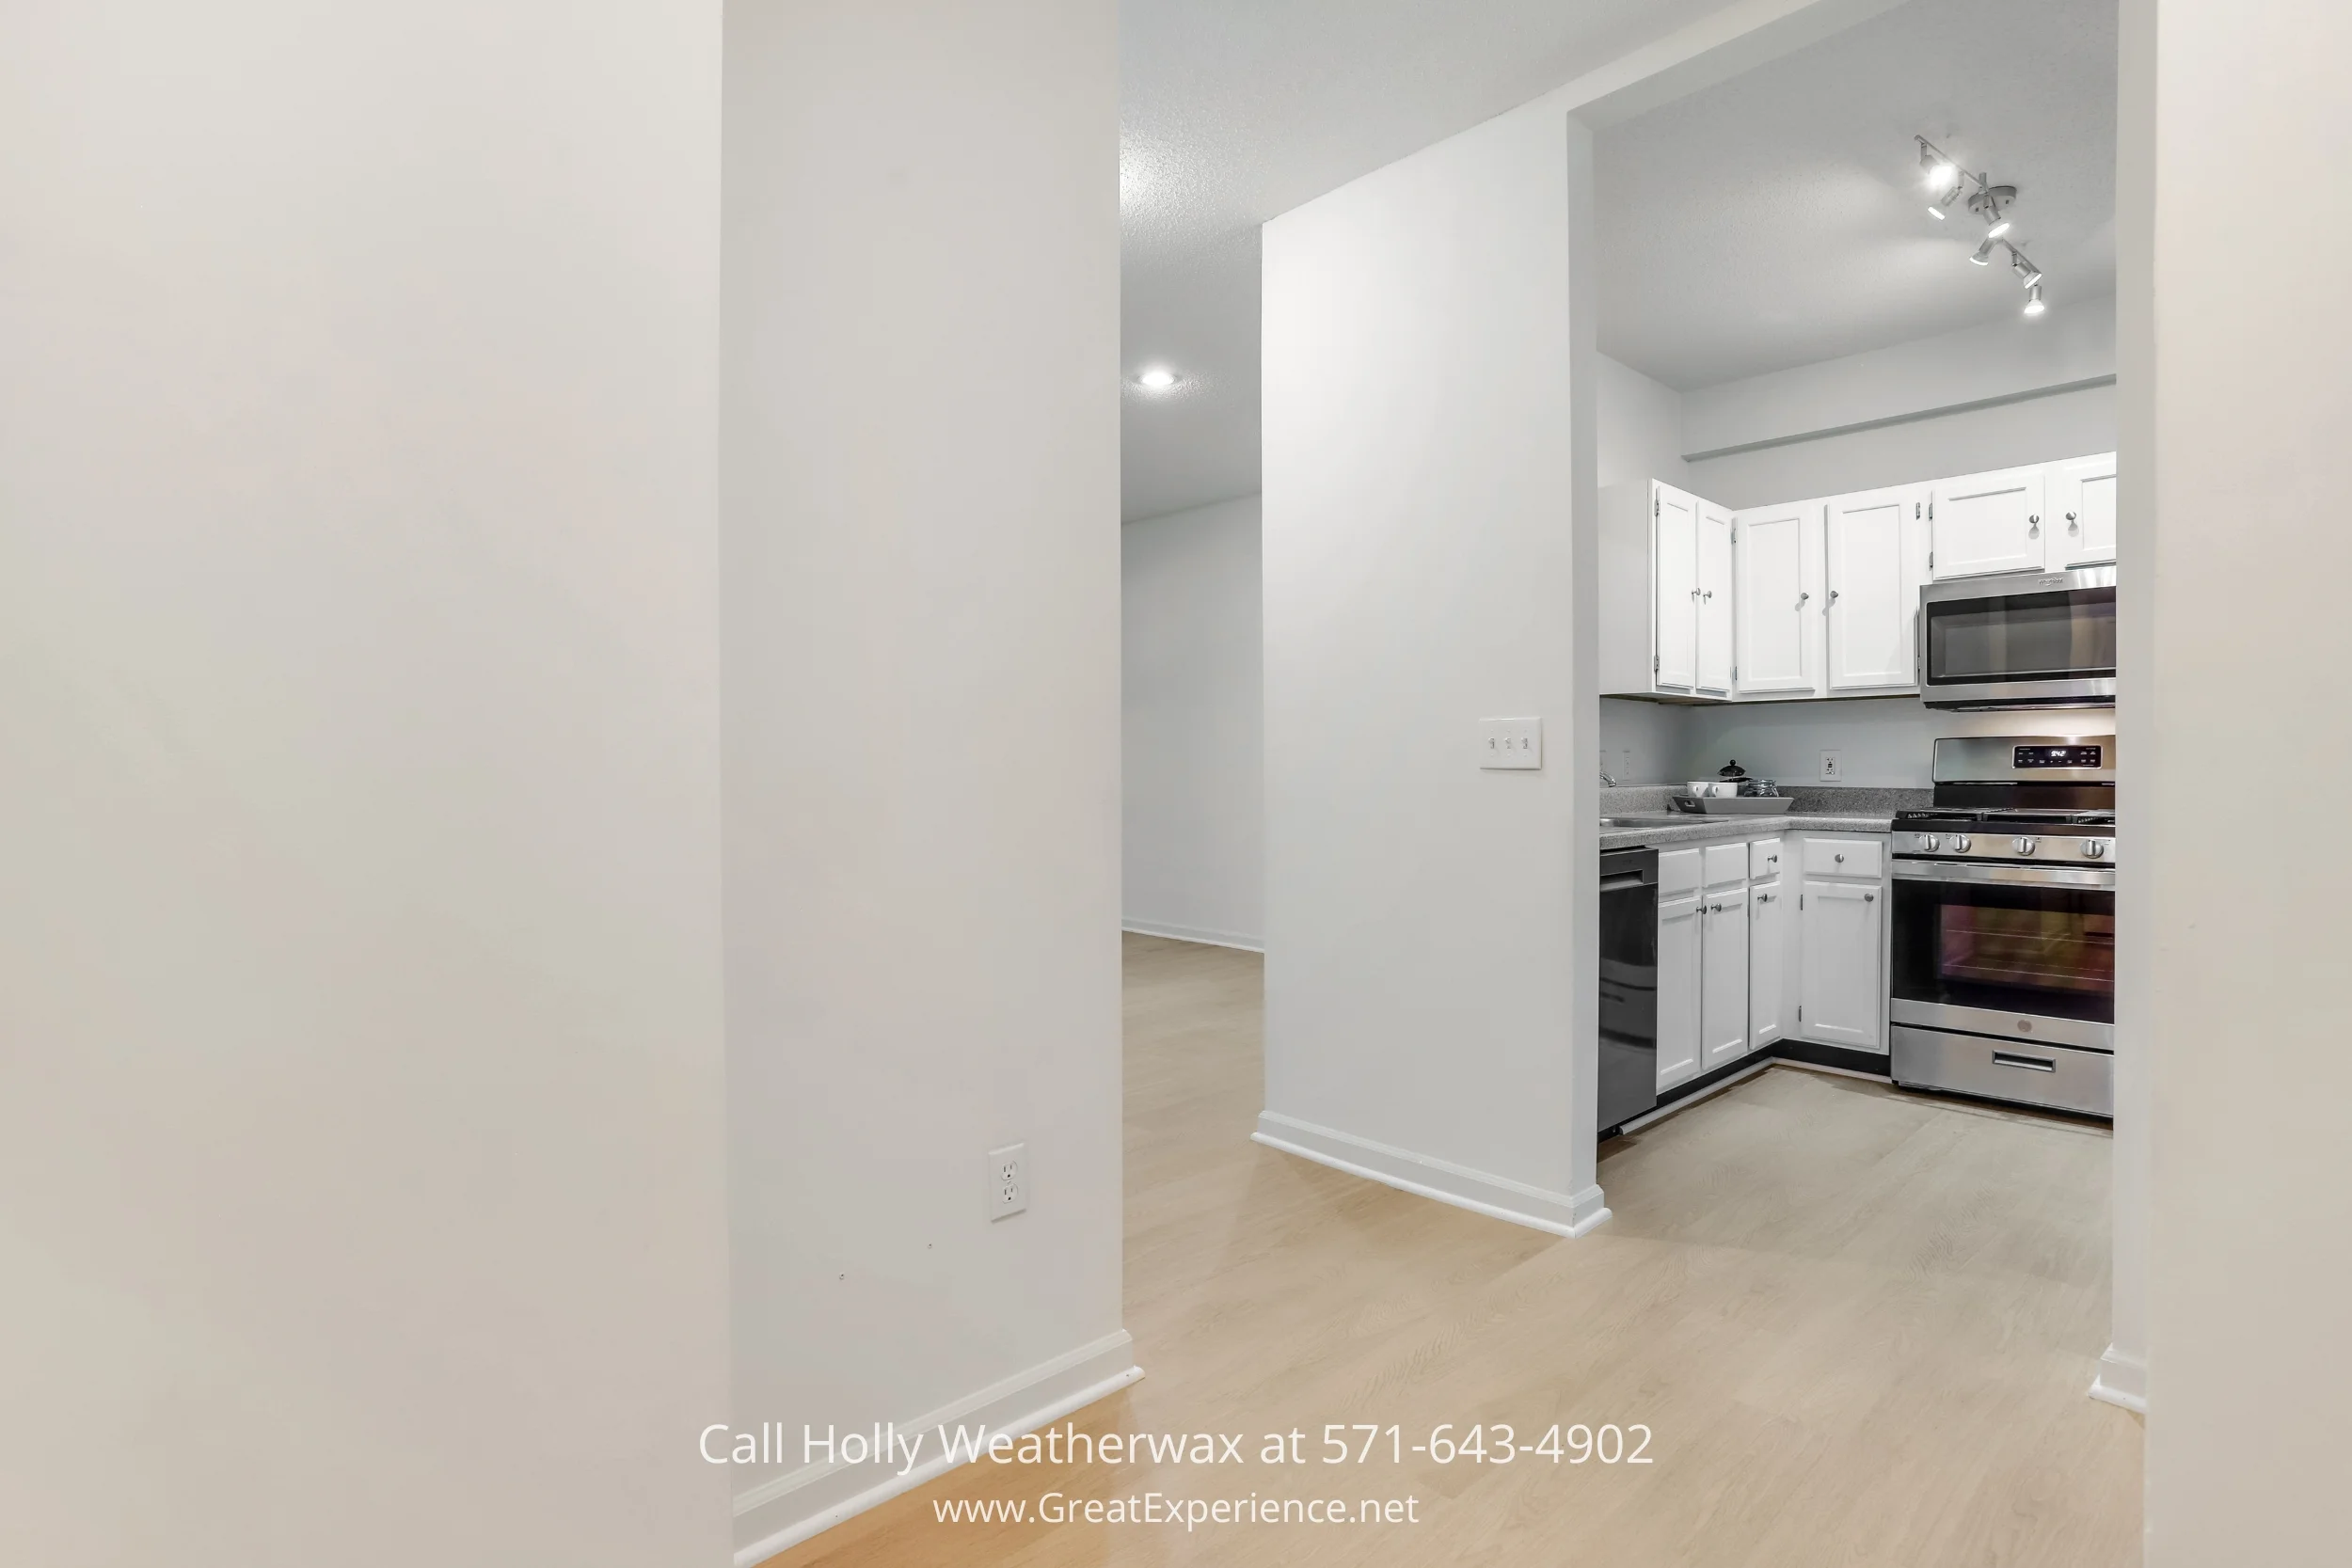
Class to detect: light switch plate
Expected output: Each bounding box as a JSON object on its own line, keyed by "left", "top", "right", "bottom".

{"left": 1480, "top": 717, "right": 1543, "bottom": 770}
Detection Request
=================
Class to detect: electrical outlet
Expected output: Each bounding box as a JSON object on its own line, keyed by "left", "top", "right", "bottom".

{"left": 1819, "top": 750, "right": 1843, "bottom": 782}
{"left": 988, "top": 1143, "right": 1028, "bottom": 1221}
{"left": 1478, "top": 717, "right": 1543, "bottom": 770}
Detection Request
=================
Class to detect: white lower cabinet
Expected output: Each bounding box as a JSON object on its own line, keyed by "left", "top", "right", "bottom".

{"left": 1748, "top": 872, "right": 1788, "bottom": 1049}
{"left": 1657, "top": 887, "right": 1704, "bottom": 1090}
{"left": 1797, "top": 869, "right": 1884, "bottom": 1053}
{"left": 1650, "top": 833, "right": 1884, "bottom": 1097}
{"left": 1700, "top": 882, "right": 1750, "bottom": 1069}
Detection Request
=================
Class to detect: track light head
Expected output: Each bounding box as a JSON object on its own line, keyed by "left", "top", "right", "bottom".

{"left": 2012, "top": 253, "right": 2043, "bottom": 289}
{"left": 1919, "top": 137, "right": 1959, "bottom": 193}
{"left": 2023, "top": 282, "right": 2046, "bottom": 317}
{"left": 1971, "top": 237, "right": 1997, "bottom": 265}
{"left": 1985, "top": 218, "right": 2012, "bottom": 240}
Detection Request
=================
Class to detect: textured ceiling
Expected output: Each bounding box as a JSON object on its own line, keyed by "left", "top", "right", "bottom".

{"left": 1596, "top": 0, "right": 2119, "bottom": 389}
{"left": 1119, "top": 0, "right": 2120, "bottom": 519}
{"left": 1120, "top": 0, "right": 1740, "bottom": 520}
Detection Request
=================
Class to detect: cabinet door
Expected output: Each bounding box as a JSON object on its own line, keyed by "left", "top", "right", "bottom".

{"left": 1734, "top": 500, "right": 1820, "bottom": 695}
{"left": 1695, "top": 500, "right": 1735, "bottom": 697}
{"left": 1929, "top": 465, "right": 2049, "bottom": 579}
{"left": 1653, "top": 484, "right": 1700, "bottom": 692}
{"left": 2051, "top": 451, "right": 2118, "bottom": 566}
{"left": 1657, "top": 892, "right": 1704, "bottom": 1090}
{"left": 1799, "top": 879, "right": 1883, "bottom": 1051}
{"left": 1825, "top": 486, "right": 1925, "bottom": 690}
{"left": 1701, "top": 884, "right": 1751, "bottom": 1069}
{"left": 1749, "top": 875, "right": 1787, "bottom": 1049}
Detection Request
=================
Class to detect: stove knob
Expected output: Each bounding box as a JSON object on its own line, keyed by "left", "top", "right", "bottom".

{"left": 2083, "top": 839, "right": 2108, "bottom": 859}
{"left": 2014, "top": 836, "right": 2039, "bottom": 855}
{"left": 1920, "top": 834, "right": 1941, "bottom": 851}
{"left": 1950, "top": 834, "right": 1972, "bottom": 853}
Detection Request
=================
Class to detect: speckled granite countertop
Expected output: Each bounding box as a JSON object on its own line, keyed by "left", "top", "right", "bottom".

{"left": 1596, "top": 784, "right": 1926, "bottom": 852}
{"left": 1598, "top": 813, "right": 1896, "bottom": 851}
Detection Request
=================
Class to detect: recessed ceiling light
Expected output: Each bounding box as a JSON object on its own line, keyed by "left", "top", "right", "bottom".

{"left": 1136, "top": 367, "right": 1180, "bottom": 391}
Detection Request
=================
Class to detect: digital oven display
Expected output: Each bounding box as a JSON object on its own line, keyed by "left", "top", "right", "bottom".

{"left": 2013, "top": 744, "right": 2104, "bottom": 769}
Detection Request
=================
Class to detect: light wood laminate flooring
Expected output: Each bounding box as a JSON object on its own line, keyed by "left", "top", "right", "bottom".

{"left": 768, "top": 933, "right": 2141, "bottom": 1567}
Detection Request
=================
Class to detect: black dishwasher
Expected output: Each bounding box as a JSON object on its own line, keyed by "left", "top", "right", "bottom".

{"left": 1597, "top": 847, "right": 1660, "bottom": 1137}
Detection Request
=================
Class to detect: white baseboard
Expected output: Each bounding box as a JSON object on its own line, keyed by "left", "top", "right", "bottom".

{"left": 1253, "top": 1111, "right": 1610, "bottom": 1239}
{"left": 731, "top": 1330, "right": 1142, "bottom": 1565}
{"left": 2089, "top": 1343, "right": 2148, "bottom": 1414}
{"left": 1120, "top": 918, "right": 1263, "bottom": 953}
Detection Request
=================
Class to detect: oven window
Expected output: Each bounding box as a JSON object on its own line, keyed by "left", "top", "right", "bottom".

{"left": 1924, "top": 586, "right": 2117, "bottom": 685}
{"left": 1891, "top": 879, "right": 2114, "bottom": 1023}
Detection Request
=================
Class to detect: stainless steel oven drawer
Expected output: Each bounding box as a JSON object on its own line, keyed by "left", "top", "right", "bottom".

{"left": 1890, "top": 1024, "right": 2113, "bottom": 1118}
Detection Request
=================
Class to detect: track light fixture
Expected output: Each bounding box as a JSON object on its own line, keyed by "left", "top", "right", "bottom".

{"left": 1914, "top": 134, "right": 2052, "bottom": 318}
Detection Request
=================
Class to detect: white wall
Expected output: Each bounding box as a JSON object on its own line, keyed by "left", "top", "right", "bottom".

{"left": 1123, "top": 497, "right": 1264, "bottom": 948}
{"left": 1673, "top": 700, "right": 2095, "bottom": 789}
{"left": 1682, "top": 296, "right": 2116, "bottom": 457}
{"left": 2137, "top": 0, "right": 2352, "bottom": 1558}
{"left": 1597, "top": 353, "right": 1692, "bottom": 491}
{"left": 1597, "top": 698, "right": 1688, "bottom": 785}
{"left": 0, "top": 6, "right": 728, "bottom": 1564}
{"left": 721, "top": 2, "right": 1131, "bottom": 1559}
{"left": 1262, "top": 101, "right": 1606, "bottom": 1236}
{"left": 1687, "top": 383, "right": 2118, "bottom": 511}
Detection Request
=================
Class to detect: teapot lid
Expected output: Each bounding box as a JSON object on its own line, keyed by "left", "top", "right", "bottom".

{"left": 1717, "top": 759, "right": 1748, "bottom": 780}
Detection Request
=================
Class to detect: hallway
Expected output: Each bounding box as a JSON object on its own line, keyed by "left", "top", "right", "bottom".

{"left": 769, "top": 934, "right": 2140, "bottom": 1566}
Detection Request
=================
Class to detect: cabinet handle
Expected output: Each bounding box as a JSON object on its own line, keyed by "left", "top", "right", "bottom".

{"left": 1864, "top": 892, "right": 1876, "bottom": 902}
{"left": 1828, "top": 588, "right": 1840, "bottom": 604}
{"left": 2068, "top": 511, "right": 2079, "bottom": 531}
{"left": 2028, "top": 514, "right": 2041, "bottom": 536}
{"left": 1834, "top": 852, "right": 1845, "bottom": 863}
{"left": 1797, "top": 591, "right": 1810, "bottom": 606}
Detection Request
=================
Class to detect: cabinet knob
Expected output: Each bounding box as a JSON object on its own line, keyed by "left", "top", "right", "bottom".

{"left": 1828, "top": 588, "right": 1840, "bottom": 604}
{"left": 1834, "top": 852, "right": 1845, "bottom": 863}
{"left": 1865, "top": 892, "right": 1875, "bottom": 903}
{"left": 1798, "top": 591, "right": 1810, "bottom": 605}
{"left": 2067, "top": 511, "right": 2080, "bottom": 531}
{"left": 2029, "top": 514, "right": 2042, "bottom": 536}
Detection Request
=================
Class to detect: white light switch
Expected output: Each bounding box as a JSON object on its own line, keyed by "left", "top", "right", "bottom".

{"left": 1479, "top": 717, "right": 1543, "bottom": 770}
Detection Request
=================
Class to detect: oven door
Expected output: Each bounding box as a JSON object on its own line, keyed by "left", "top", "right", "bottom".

{"left": 1889, "top": 861, "right": 2115, "bottom": 1050}
{"left": 1918, "top": 567, "right": 2117, "bottom": 709}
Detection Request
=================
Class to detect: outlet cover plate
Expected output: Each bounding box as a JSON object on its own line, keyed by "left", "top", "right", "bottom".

{"left": 989, "top": 1143, "right": 1028, "bottom": 1221}
{"left": 1820, "top": 750, "right": 1843, "bottom": 782}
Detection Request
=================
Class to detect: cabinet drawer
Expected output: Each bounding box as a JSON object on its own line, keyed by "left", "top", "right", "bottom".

{"left": 1659, "top": 847, "right": 1702, "bottom": 897}
{"left": 1747, "top": 837, "right": 1787, "bottom": 880}
{"left": 1702, "top": 842, "right": 1749, "bottom": 889}
{"left": 1803, "top": 837, "right": 1883, "bottom": 879}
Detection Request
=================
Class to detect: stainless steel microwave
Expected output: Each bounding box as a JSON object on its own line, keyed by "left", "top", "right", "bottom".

{"left": 1916, "top": 565, "right": 2117, "bottom": 710}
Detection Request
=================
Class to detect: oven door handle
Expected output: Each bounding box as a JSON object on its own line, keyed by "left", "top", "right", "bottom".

{"left": 1892, "top": 861, "right": 2117, "bottom": 890}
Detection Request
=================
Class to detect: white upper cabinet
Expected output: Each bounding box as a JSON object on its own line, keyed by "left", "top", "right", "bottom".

{"left": 1928, "top": 464, "right": 2050, "bottom": 579}
{"left": 1653, "top": 483, "right": 1701, "bottom": 692}
{"left": 1824, "top": 485, "right": 1926, "bottom": 691}
{"left": 1694, "top": 500, "right": 1735, "bottom": 697}
{"left": 1733, "top": 499, "right": 1822, "bottom": 697}
{"left": 2050, "top": 451, "right": 2118, "bottom": 567}
{"left": 1600, "top": 453, "right": 2109, "bottom": 706}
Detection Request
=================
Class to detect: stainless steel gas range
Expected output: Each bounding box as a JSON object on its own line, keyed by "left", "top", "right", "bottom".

{"left": 1887, "top": 736, "right": 2116, "bottom": 1117}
